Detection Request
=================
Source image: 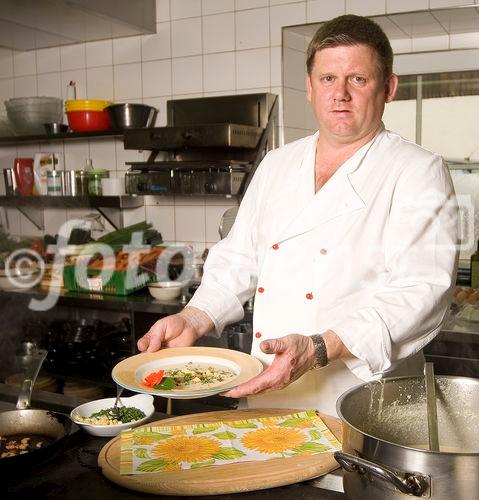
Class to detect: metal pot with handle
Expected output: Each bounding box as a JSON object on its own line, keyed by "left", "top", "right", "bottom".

{"left": 0, "top": 347, "right": 72, "bottom": 476}
{"left": 335, "top": 375, "right": 479, "bottom": 500}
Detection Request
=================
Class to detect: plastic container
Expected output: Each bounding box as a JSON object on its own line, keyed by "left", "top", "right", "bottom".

{"left": 88, "top": 169, "right": 109, "bottom": 195}
{"left": 14, "top": 157, "right": 34, "bottom": 195}
{"left": 67, "top": 110, "right": 111, "bottom": 132}
{"left": 65, "top": 100, "right": 111, "bottom": 111}
{"left": 63, "top": 263, "right": 153, "bottom": 295}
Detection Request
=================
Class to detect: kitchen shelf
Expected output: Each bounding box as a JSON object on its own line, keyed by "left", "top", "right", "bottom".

{"left": 0, "top": 195, "right": 144, "bottom": 230}
{"left": 0, "top": 130, "right": 123, "bottom": 144}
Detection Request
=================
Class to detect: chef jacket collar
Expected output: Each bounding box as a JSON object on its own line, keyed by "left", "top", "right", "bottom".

{"left": 273, "top": 124, "right": 385, "bottom": 243}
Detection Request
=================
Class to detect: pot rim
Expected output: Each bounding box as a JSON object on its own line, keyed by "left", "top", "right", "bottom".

{"left": 336, "top": 374, "right": 479, "bottom": 456}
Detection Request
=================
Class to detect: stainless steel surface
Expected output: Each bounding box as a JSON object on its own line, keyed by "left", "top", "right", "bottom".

{"left": 125, "top": 123, "right": 263, "bottom": 150}
{"left": 62, "top": 170, "right": 77, "bottom": 196}
{"left": 424, "top": 362, "right": 440, "bottom": 451}
{"left": 219, "top": 206, "right": 239, "bottom": 238}
{"left": 336, "top": 375, "right": 479, "bottom": 499}
{"left": 3, "top": 168, "right": 16, "bottom": 195}
{"left": 105, "top": 103, "right": 157, "bottom": 129}
{"left": 122, "top": 93, "right": 279, "bottom": 197}
{"left": 43, "top": 123, "right": 69, "bottom": 134}
{"left": 75, "top": 170, "right": 89, "bottom": 195}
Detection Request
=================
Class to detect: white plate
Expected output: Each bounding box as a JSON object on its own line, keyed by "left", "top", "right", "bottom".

{"left": 111, "top": 347, "right": 263, "bottom": 400}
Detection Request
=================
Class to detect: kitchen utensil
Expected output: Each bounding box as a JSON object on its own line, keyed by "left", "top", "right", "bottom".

{"left": 105, "top": 103, "right": 158, "bottom": 129}
{"left": 111, "top": 346, "right": 263, "bottom": 399}
{"left": 67, "top": 110, "right": 111, "bottom": 132}
{"left": 62, "top": 170, "right": 77, "bottom": 196}
{"left": 148, "top": 280, "right": 182, "bottom": 300}
{"left": 219, "top": 206, "right": 238, "bottom": 239}
{"left": 97, "top": 408, "right": 342, "bottom": 496}
{"left": 0, "top": 347, "right": 72, "bottom": 475}
{"left": 5, "top": 97, "right": 62, "bottom": 135}
{"left": 43, "top": 123, "right": 69, "bottom": 134}
{"left": 71, "top": 394, "right": 154, "bottom": 437}
{"left": 335, "top": 375, "right": 479, "bottom": 500}
{"left": 75, "top": 170, "right": 89, "bottom": 195}
{"left": 3, "top": 168, "right": 17, "bottom": 195}
{"left": 111, "top": 385, "right": 124, "bottom": 418}
{"left": 424, "top": 362, "right": 439, "bottom": 451}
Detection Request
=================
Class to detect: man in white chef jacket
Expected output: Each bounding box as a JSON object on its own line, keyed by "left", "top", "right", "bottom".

{"left": 138, "top": 15, "right": 459, "bottom": 416}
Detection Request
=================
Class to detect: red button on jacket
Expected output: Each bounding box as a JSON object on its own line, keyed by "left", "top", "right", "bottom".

{"left": 258, "top": 287, "right": 264, "bottom": 293}
{"left": 306, "top": 292, "right": 314, "bottom": 300}
{"left": 272, "top": 244, "right": 279, "bottom": 250}
{"left": 320, "top": 248, "right": 327, "bottom": 255}
{"left": 255, "top": 332, "right": 262, "bottom": 339}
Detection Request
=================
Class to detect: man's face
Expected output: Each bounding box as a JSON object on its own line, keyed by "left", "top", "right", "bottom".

{"left": 306, "top": 44, "right": 398, "bottom": 145}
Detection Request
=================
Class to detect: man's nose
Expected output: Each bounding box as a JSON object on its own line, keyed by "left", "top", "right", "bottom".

{"left": 333, "top": 80, "right": 351, "bottom": 101}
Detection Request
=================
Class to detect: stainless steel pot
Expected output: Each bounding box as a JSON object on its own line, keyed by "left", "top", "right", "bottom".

{"left": 335, "top": 375, "right": 479, "bottom": 499}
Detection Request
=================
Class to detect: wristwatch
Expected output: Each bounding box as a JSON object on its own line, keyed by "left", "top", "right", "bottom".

{"left": 310, "top": 334, "right": 328, "bottom": 369}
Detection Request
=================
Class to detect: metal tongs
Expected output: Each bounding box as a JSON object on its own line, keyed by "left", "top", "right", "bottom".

{"left": 424, "top": 362, "right": 440, "bottom": 451}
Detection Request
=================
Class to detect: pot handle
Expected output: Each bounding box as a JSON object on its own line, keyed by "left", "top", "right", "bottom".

{"left": 334, "top": 451, "right": 430, "bottom": 497}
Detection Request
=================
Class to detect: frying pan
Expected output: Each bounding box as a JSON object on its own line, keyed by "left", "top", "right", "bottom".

{"left": 0, "top": 348, "right": 72, "bottom": 476}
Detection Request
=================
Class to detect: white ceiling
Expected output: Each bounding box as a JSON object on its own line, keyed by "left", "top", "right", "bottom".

{"left": 287, "top": 5, "right": 479, "bottom": 42}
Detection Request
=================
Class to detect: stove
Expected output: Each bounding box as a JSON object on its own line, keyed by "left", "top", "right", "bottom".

{"left": 123, "top": 93, "right": 279, "bottom": 197}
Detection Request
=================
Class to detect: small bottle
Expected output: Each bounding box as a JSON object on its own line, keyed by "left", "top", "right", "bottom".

{"left": 470, "top": 240, "right": 479, "bottom": 288}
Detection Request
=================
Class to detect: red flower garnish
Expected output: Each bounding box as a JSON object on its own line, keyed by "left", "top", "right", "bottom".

{"left": 144, "top": 370, "right": 164, "bottom": 388}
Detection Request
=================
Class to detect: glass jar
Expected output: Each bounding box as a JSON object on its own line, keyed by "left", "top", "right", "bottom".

{"left": 88, "top": 169, "right": 109, "bottom": 195}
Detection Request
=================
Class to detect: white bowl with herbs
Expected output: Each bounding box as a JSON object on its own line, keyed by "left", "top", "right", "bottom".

{"left": 70, "top": 394, "right": 154, "bottom": 437}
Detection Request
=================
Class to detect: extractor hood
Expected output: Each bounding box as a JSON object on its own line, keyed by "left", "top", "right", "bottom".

{"left": 0, "top": 0, "right": 156, "bottom": 51}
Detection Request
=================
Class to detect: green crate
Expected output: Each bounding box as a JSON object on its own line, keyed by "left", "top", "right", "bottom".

{"left": 63, "top": 264, "right": 153, "bottom": 296}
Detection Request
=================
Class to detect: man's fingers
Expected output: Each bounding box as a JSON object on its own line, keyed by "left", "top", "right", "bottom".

{"left": 222, "top": 365, "right": 283, "bottom": 398}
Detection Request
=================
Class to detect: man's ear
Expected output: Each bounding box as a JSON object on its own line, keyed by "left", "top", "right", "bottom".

{"left": 385, "top": 73, "right": 399, "bottom": 103}
{"left": 306, "top": 73, "right": 312, "bottom": 102}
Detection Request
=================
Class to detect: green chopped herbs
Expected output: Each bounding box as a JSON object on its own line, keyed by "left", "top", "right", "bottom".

{"left": 76, "top": 406, "right": 146, "bottom": 425}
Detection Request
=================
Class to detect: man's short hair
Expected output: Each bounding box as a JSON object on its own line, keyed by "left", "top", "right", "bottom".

{"left": 306, "top": 15, "right": 393, "bottom": 80}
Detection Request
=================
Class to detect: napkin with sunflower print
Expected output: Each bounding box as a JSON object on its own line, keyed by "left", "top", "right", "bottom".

{"left": 120, "top": 409, "right": 341, "bottom": 474}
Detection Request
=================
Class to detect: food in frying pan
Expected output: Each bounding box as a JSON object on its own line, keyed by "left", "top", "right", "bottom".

{"left": 143, "top": 362, "right": 237, "bottom": 391}
{"left": 74, "top": 406, "right": 146, "bottom": 425}
{"left": 0, "top": 434, "right": 52, "bottom": 458}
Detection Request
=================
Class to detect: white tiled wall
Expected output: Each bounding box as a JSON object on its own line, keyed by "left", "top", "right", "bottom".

{"left": 0, "top": 0, "right": 476, "bottom": 252}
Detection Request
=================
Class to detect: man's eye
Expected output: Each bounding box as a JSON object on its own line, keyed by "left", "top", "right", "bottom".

{"left": 352, "top": 76, "right": 366, "bottom": 84}
{"left": 321, "top": 75, "right": 334, "bottom": 83}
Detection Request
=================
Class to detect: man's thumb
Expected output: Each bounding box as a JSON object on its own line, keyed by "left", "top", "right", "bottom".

{"left": 260, "top": 338, "right": 285, "bottom": 354}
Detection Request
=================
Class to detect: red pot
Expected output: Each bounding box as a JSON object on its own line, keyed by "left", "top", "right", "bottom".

{"left": 67, "top": 110, "right": 111, "bottom": 132}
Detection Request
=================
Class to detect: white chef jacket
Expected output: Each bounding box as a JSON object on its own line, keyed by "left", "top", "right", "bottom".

{"left": 189, "top": 126, "right": 459, "bottom": 416}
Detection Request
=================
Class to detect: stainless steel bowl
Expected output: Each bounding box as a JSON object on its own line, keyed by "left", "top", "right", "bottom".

{"left": 44, "top": 122, "right": 69, "bottom": 134}
{"left": 105, "top": 103, "right": 158, "bottom": 129}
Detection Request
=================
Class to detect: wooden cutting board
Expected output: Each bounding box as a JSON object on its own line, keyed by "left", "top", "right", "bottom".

{"left": 98, "top": 408, "right": 342, "bottom": 496}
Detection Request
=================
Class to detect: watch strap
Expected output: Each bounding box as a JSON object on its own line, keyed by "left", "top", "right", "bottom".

{"left": 310, "top": 334, "right": 328, "bottom": 369}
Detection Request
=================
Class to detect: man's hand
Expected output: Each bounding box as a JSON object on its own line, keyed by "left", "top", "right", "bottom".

{"left": 137, "top": 307, "right": 214, "bottom": 352}
{"left": 222, "top": 334, "right": 316, "bottom": 398}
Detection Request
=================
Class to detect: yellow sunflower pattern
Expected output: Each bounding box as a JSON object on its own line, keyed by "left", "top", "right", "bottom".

{"left": 120, "top": 409, "right": 341, "bottom": 475}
